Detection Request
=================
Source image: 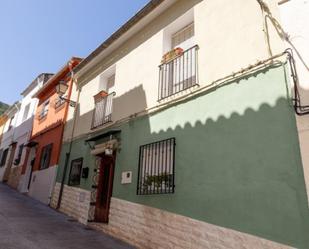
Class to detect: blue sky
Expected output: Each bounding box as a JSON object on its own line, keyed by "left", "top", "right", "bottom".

{"left": 0, "top": 0, "right": 149, "bottom": 105}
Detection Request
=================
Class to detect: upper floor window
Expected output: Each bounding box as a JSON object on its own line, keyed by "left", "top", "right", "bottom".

{"left": 159, "top": 10, "right": 197, "bottom": 100}
{"left": 92, "top": 68, "right": 116, "bottom": 129}
{"left": 39, "top": 144, "right": 53, "bottom": 170}
{"left": 171, "top": 22, "right": 195, "bottom": 49}
{"left": 98, "top": 66, "right": 116, "bottom": 92}
{"left": 54, "top": 96, "right": 66, "bottom": 109}
{"left": 39, "top": 100, "right": 49, "bottom": 120}
{"left": 107, "top": 74, "right": 115, "bottom": 88}
{"left": 22, "top": 103, "right": 30, "bottom": 122}
{"left": 137, "top": 138, "right": 176, "bottom": 195}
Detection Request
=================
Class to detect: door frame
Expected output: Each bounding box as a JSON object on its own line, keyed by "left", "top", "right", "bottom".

{"left": 94, "top": 153, "right": 116, "bottom": 223}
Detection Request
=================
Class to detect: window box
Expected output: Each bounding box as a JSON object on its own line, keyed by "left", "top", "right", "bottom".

{"left": 93, "top": 90, "right": 108, "bottom": 102}
{"left": 161, "top": 47, "right": 184, "bottom": 64}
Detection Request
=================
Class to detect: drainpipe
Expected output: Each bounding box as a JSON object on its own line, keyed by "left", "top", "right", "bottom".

{"left": 56, "top": 64, "right": 81, "bottom": 209}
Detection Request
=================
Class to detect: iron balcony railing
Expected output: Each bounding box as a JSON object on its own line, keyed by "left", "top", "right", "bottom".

{"left": 38, "top": 109, "right": 48, "bottom": 120}
{"left": 158, "top": 45, "right": 199, "bottom": 100}
{"left": 91, "top": 92, "right": 115, "bottom": 129}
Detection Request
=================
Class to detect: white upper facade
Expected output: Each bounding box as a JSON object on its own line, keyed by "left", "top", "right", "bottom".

{"left": 0, "top": 74, "right": 53, "bottom": 171}
{"left": 64, "top": 0, "right": 286, "bottom": 141}
{"left": 13, "top": 74, "right": 52, "bottom": 142}
{"left": 1, "top": 104, "right": 19, "bottom": 148}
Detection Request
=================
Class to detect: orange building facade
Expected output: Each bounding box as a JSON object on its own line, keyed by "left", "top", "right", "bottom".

{"left": 21, "top": 57, "right": 81, "bottom": 204}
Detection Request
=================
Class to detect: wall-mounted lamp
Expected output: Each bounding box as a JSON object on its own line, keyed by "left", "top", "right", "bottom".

{"left": 55, "top": 81, "right": 76, "bottom": 107}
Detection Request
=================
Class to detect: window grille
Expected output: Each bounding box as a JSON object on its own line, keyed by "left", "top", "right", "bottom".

{"left": 91, "top": 92, "right": 114, "bottom": 129}
{"left": 137, "top": 138, "right": 175, "bottom": 195}
{"left": 22, "top": 104, "right": 30, "bottom": 122}
{"left": 68, "top": 158, "right": 83, "bottom": 186}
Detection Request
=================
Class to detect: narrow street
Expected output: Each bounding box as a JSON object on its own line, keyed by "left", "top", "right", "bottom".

{"left": 0, "top": 184, "right": 134, "bottom": 249}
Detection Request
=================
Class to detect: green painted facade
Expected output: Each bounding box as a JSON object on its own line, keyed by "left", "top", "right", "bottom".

{"left": 56, "top": 64, "right": 309, "bottom": 248}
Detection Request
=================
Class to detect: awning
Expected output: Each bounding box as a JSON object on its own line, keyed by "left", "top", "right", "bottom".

{"left": 85, "top": 129, "right": 121, "bottom": 142}
{"left": 9, "top": 141, "right": 17, "bottom": 146}
{"left": 25, "top": 141, "right": 38, "bottom": 147}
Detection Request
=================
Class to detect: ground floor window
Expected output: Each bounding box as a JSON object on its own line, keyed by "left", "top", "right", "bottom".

{"left": 0, "top": 148, "right": 8, "bottom": 167}
{"left": 14, "top": 144, "right": 24, "bottom": 165}
{"left": 137, "top": 138, "right": 176, "bottom": 195}
{"left": 39, "top": 144, "right": 53, "bottom": 170}
{"left": 68, "top": 158, "right": 83, "bottom": 186}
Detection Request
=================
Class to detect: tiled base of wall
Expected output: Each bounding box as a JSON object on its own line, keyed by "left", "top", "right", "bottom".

{"left": 51, "top": 183, "right": 90, "bottom": 224}
{"left": 51, "top": 183, "right": 292, "bottom": 249}
{"left": 91, "top": 198, "right": 293, "bottom": 249}
{"left": 7, "top": 166, "right": 22, "bottom": 190}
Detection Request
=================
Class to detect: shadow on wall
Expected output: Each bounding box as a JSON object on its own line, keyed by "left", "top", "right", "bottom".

{"left": 57, "top": 63, "right": 309, "bottom": 248}
{"left": 56, "top": 83, "right": 149, "bottom": 189}
{"left": 115, "top": 99, "right": 309, "bottom": 249}
{"left": 67, "top": 84, "right": 149, "bottom": 140}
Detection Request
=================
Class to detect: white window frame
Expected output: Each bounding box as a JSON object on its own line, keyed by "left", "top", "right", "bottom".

{"left": 39, "top": 99, "right": 50, "bottom": 119}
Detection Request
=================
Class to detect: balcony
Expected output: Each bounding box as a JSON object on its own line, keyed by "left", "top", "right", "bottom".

{"left": 54, "top": 98, "right": 65, "bottom": 110}
{"left": 158, "top": 45, "right": 198, "bottom": 100}
{"left": 38, "top": 110, "right": 48, "bottom": 120}
{"left": 91, "top": 92, "right": 115, "bottom": 129}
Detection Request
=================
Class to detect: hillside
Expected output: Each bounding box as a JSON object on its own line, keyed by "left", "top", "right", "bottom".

{"left": 0, "top": 101, "right": 9, "bottom": 115}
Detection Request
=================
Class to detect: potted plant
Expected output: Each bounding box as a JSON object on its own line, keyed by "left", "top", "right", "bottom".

{"left": 161, "top": 47, "right": 184, "bottom": 64}
{"left": 143, "top": 172, "right": 172, "bottom": 192}
{"left": 93, "top": 90, "right": 108, "bottom": 102}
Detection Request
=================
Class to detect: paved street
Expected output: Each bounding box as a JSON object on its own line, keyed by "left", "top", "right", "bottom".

{"left": 0, "top": 184, "right": 135, "bottom": 249}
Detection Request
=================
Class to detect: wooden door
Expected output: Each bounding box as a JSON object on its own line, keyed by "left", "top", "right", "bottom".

{"left": 3, "top": 144, "right": 17, "bottom": 182}
{"left": 95, "top": 155, "right": 115, "bottom": 223}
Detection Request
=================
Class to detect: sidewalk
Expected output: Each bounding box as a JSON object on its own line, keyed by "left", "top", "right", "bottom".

{"left": 0, "top": 183, "right": 135, "bottom": 249}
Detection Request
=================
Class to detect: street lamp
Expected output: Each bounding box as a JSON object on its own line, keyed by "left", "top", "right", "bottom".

{"left": 55, "top": 80, "right": 68, "bottom": 96}
{"left": 55, "top": 80, "right": 76, "bottom": 107}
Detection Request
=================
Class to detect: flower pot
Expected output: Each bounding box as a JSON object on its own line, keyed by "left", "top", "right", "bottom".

{"left": 93, "top": 90, "right": 108, "bottom": 102}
